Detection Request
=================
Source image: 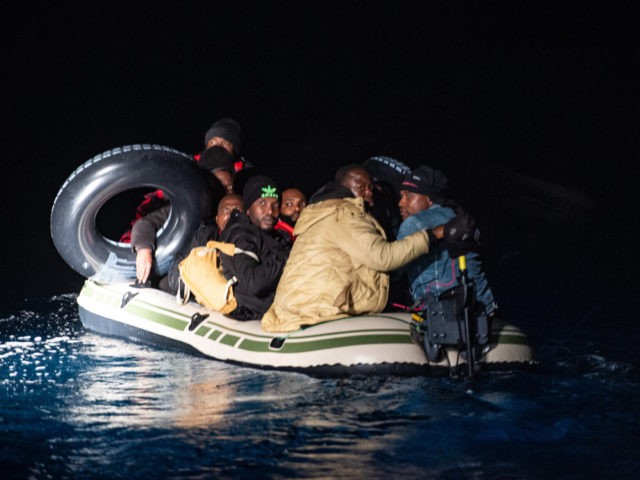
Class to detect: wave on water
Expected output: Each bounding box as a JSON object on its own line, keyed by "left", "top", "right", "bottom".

{"left": 1, "top": 293, "right": 639, "bottom": 479}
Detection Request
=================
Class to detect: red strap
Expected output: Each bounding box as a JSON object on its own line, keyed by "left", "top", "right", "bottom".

{"left": 274, "top": 219, "right": 295, "bottom": 242}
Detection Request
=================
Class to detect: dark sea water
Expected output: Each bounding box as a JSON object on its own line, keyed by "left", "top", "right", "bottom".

{"left": 1, "top": 292, "right": 638, "bottom": 480}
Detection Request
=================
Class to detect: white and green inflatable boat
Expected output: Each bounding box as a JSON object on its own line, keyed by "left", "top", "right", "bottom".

{"left": 53, "top": 145, "right": 535, "bottom": 377}
{"left": 77, "top": 280, "right": 535, "bottom": 376}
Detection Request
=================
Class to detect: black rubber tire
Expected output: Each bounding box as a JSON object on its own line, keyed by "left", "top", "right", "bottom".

{"left": 362, "top": 155, "right": 411, "bottom": 195}
{"left": 50, "top": 144, "right": 212, "bottom": 282}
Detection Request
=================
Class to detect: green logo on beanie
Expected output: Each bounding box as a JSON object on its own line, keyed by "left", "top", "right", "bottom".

{"left": 261, "top": 185, "right": 278, "bottom": 198}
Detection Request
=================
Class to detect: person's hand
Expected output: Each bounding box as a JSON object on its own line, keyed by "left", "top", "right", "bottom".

{"left": 442, "top": 213, "right": 481, "bottom": 258}
{"left": 136, "top": 248, "right": 153, "bottom": 283}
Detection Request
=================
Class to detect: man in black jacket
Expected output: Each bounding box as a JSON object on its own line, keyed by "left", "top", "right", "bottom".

{"left": 219, "top": 176, "right": 292, "bottom": 320}
{"left": 162, "top": 193, "right": 243, "bottom": 293}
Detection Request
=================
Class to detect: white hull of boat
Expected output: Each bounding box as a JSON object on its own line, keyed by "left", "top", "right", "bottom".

{"left": 77, "top": 280, "right": 535, "bottom": 376}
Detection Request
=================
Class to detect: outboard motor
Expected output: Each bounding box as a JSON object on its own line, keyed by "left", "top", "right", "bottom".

{"left": 411, "top": 257, "right": 490, "bottom": 376}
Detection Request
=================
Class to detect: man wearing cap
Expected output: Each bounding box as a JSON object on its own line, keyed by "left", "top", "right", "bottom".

{"left": 218, "top": 175, "right": 292, "bottom": 320}
{"left": 261, "top": 165, "right": 477, "bottom": 333}
{"left": 397, "top": 165, "right": 497, "bottom": 315}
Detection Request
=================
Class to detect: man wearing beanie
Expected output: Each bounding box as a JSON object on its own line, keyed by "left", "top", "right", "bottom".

{"left": 204, "top": 118, "right": 242, "bottom": 156}
{"left": 124, "top": 118, "right": 244, "bottom": 285}
{"left": 201, "top": 117, "right": 255, "bottom": 193}
{"left": 218, "top": 175, "right": 292, "bottom": 320}
{"left": 397, "top": 165, "right": 498, "bottom": 316}
{"left": 261, "top": 164, "right": 476, "bottom": 333}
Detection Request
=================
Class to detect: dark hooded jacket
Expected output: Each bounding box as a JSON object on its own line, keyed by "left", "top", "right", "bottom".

{"left": 218, "top": 210, "right": 292, "bottom": 320}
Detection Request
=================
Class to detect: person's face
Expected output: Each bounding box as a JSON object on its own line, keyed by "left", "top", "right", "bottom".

{"left": 344, "top": 169, "right": 374, "bottom": 206}
{"left": 213, "top": 169, "right": 235, "bottom": 194}
{"left": 216, "top": 195, "right": 243, "bottom": 231}
{"left": 206, "top": 137, "right": 235, "bottom": 156}
{"left": 398, "top": 190, "right": 432, "bottom": 220}
{"left": 248, "top": 197, "right": 280, "bottom": 231}
{"left": 280, "top": 189, "right": 307, "bottom": 222}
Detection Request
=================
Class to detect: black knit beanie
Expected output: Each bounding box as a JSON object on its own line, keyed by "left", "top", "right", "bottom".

{"left": 204, "top": 118, "right": 242, "bottom": 153}
{"left": 242, "top": 175, "right": 279, "bottom": 210}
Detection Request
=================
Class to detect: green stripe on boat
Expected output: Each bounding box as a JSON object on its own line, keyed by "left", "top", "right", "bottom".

{"left": 237, "top": 333, "right": 414, "bottom": 353}
{"left": 219, "top": 334, "right": 240, "bottom": 347}
{"left": 195, "top": 326, "right": 210, "bottom": 337}
{"left": 126, "top": 304, "right": 188, "bottom": 330}
{"left": 208, "top": 330, "right": 222, "bottom": 341}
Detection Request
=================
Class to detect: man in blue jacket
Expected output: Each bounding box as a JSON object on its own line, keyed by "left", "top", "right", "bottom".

{"left": 396, "top": 165, "right": 498, "bottom": 316}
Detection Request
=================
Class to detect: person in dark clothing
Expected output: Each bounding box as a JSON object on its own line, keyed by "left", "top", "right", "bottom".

{"left": 203, "top": 118, "right": 243, "bottom": 157}
{"left": 218, "top": 176, "right": 292, "bottom": 320}
{"left": 362, "top": 155, "right": 411, "bottom": 242}
{"left": 201, "top": 117, "right": 254, "bottom": 193}
{"left": 126, "top": 117, "right": 245, "bottom": 283}
{"left": 162, "top": 194, "right": 243, "bottom": 293}
{"left": 197, "top": 146, "right": 238, "bottom": 195}
{"left": 274, "top": 187, "right": 307, "bottom": 242}
{"left": 123, "top": 118, "right": 244, "bottom": 246}
{"left": 279, "top": 188, "right": 307, "bottom": 225}
{"left": 360, "top": 156, "right": 413, "bottom": 308}
{"left": 129, "top": 148, "right": 231, "bottom": 285}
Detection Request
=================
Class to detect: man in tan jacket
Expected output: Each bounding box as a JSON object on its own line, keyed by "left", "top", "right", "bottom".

{"left": 262, "top": 165, "right": 472, "bottom": 333}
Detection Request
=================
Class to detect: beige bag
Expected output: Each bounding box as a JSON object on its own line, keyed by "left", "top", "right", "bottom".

{"left": 177, "top": 240, "right": 258, "bottom": 313}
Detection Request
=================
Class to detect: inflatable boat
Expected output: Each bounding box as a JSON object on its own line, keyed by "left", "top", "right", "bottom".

{"left": 77, "top": 279, "right": 534, "bottom": 376}
{"left": 52, "top": 144, "right": 536, "bottom": 377}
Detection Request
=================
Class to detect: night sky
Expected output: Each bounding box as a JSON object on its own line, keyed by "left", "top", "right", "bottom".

{"left": 2, "top": 3, "right": 636, "bottom": 319}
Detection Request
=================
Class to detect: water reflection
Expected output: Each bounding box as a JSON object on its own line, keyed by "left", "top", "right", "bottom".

{"left": 70, "top": 334, "right": 239, "bottom": 430}
{"left": 2, "top": 294, "right": 639, "bottom": 479}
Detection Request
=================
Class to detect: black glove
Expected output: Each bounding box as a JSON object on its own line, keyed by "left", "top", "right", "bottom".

{"left": 442, "top": 212, "right": 481, "bottom": 258}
